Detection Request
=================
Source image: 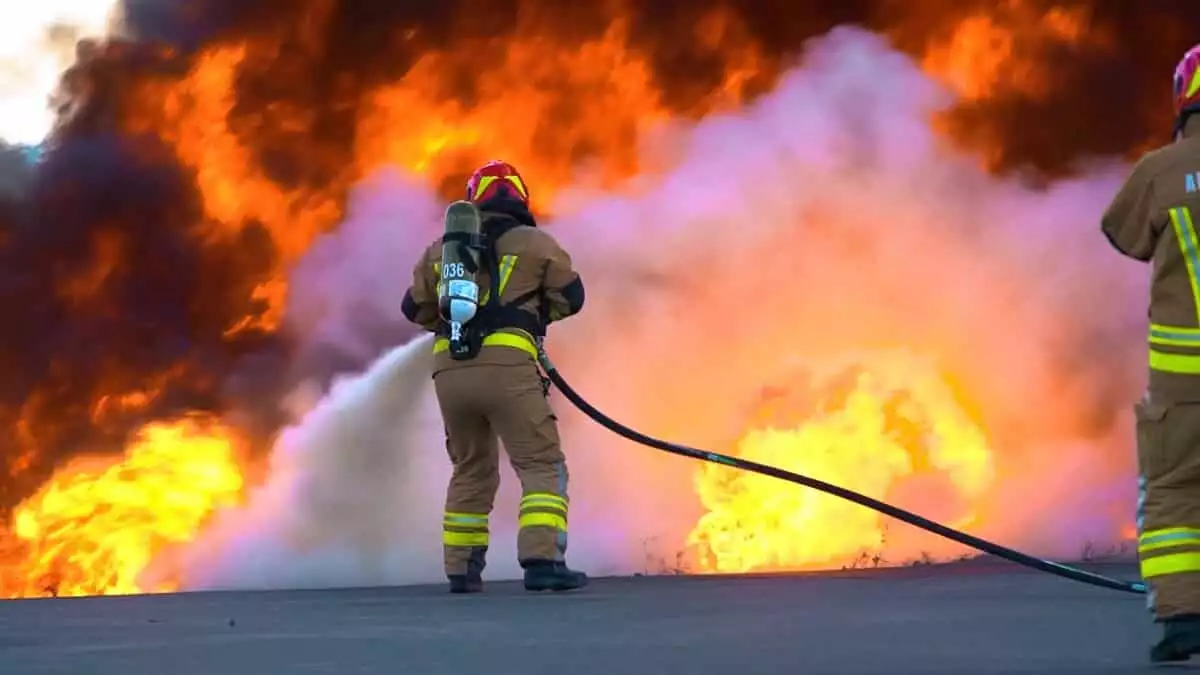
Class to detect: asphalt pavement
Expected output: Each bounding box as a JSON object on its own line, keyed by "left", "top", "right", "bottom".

{"left": 0, "top": 560, "right": 1176, "bottom": 675}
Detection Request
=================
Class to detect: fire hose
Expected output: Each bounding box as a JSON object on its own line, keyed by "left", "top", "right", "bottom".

{"left": 534, "top": 347, "right": 1148, "bottom": 596}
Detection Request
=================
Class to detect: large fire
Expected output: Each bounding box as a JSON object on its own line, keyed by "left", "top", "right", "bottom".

{"left": 115, "top": 11, "right": 762, "bottom": 334}
{"left": 0, "top": 416, "right": 243, "bottom": 598}
{"left": 688, "top": 351, "right": 992, "bottom": 573}
{"left": 0, "top": 0, "right": 1180, "bottom": 597}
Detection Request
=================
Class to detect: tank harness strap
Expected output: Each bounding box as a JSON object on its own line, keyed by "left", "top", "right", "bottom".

{"left": 435, "top": 228, "right": 546, "bottom": 360}
{"left": 440, "top": 231, "right": 482, "bottom": 274}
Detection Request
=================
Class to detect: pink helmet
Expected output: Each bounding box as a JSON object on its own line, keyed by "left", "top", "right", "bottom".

{"left": 465, "top": 160, "right": 530, "bottom": 206}
{"left": 1174, "top": 43, "right": 1200, "bottom": 136}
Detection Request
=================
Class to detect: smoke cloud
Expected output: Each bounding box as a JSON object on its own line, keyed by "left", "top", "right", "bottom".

{"left": 167, "top": 27, "right": 1149, "bottom": 590}
{"left": 168, "top": 332, "right": 448, "bottom": 590}
{"left": 3, "top": 0, "right": 1194, "bottom": 517}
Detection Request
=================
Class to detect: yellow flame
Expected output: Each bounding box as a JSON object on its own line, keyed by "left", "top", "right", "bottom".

{"left": 687, "top": 350, "right": 994, "bottom": 573}
{"left": 0, "top": 415, "right": 244, "bottom": 598}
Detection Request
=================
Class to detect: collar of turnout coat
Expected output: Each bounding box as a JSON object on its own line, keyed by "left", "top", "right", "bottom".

{"left": 480, "top": 196, "right": 538, "bottom": 229}
{"left": 1185, "top": 114, "right": 1200, "bottom": 139}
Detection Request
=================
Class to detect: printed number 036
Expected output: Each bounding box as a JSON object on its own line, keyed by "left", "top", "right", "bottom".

{"left": 442, "top": 262, "right": 467, "bottom": 279}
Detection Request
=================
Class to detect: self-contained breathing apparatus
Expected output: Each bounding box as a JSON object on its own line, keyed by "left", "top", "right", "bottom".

{"left": 436, "top": 200, "right": 548, "bottom": 362}
{"left": 437, "top": 200, "right": 486, "bottom": 360}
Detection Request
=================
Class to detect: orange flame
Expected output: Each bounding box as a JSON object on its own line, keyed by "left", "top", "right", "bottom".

{"left": 55, "top": 227, "right": 123, "bottom": 306}
{"left": 355, "top": 17, "right": 671, "bottom": 206}
{"left": 917, "top": 0, "right": 1100, "bottom": 102}
{"left": 115, "top": 7, "right": 767, "bottom": 336}
{"left": 126, "top": 43, "right": 342, "bottom": 335}
{"left": 0, "top": 415, "right": 244, "bottom": 598}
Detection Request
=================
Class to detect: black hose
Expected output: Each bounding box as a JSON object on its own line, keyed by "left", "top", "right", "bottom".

{"left": 536, "top": 349, "right": 1147, "bottom": 595}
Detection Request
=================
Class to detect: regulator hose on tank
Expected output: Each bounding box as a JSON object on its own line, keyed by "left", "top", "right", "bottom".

{"left": 535, "top": 347, "right": 1147, "bottom": 595}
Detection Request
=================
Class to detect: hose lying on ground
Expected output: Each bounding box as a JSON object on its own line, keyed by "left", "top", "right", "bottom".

{"left": 536, "top": 349, "right": 1147, "bottom": 595}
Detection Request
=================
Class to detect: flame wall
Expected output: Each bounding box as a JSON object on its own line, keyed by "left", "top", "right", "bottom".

{"left": 0, "top": 0, "right": 1196, "bottom": 595}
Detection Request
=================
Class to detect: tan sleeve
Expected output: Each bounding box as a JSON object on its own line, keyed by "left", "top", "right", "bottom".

{"left": 538, "top": 232, "right": 585, "bottom": 323}
{"left": 401, "top": 242, "right": 442, "bottom": 331}
{"left": 1101, "top": 158, "right": 1160, "bottom": 262}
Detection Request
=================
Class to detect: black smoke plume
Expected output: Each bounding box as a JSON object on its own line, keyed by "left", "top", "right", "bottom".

{"left": 0, "top": 0, "right": 1194, "bottom": 513}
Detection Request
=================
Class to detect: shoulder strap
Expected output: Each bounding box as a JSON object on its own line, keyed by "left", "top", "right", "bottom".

{"left": 458, "top": 223, "right": 549, "bottom": 339}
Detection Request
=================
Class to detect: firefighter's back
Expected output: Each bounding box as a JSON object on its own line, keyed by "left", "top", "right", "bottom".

{"left": 1143, "top": 134, "right": 1200, "bottom": 402}
{"left": 431, "top": 221, "right": 567, "bottom": 374}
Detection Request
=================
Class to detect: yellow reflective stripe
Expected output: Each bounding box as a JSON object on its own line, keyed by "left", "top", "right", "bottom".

{"left": 1150, "top": 349, "right": 1200, "bottom": 374}
{"left": 520, "top": 494, "right": 566, "bottom": 509}
{"left": 1150, "top": 324, "right": 1200, "bottom": 346}
{"left": 444, "top": 512, "right": 488, "bottom": 521}
{"left": 473, "top": 175, "right": 496, "bottom": 200}
{"left": 443, "top": 531, "right": 489, "bottom": 547}
{"left": 1171, "top": 207, "right": 1200, "bottom": 324}
{"left": 1150, "top": 324, "right": 1200, "bottom": 336}
{"left": 471, "top": 175, "right": 529, "bottom": 201}
{"left": 444, "top": 512, "right": 488, "bottom": 526}
{"left": 521, "top": 492, "right": 566, "bottom": 505}
{"left": 1141, "top": 526, "right": 1200, "bottom": 542}
{"left": 1189, "top": 67, "right": 1200, "bottom": 98}
{"left": 432, "top": 331, "right": 538, "bottom": 358}
{"left": 497, "top": 255, "right": 517, "bottom": 296}
{"left": 1142, "top": 551, "right": 1200, "bottom": 578}
{"left": 519, "top": 512, "right": 567, "bottom": 531}
{"left": 519, "top": 493, "right": 568, "bottom": 531}
{"left": 1139, "top": 527, "right": 1200, "bottom": 553}
{"left": 520, "top": 493, "right": 567, "bottom": 509}
{"left": 478, "top": 254, "right": 519, "bottom": 304}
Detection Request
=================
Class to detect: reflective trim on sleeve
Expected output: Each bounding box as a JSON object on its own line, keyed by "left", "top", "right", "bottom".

{"left": 1149, "top": 349, "right": 1200, "bottom": 374}
{"left": 1150, "top": 323, "right": 1200, "bottom": 346}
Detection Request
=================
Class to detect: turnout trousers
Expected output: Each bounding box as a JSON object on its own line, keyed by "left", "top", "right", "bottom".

{"left": 1135, "top": 395, "right": 1200, "bottom": 619}
{"left": 433, "top": 359, "right": 570, "bottom": 578}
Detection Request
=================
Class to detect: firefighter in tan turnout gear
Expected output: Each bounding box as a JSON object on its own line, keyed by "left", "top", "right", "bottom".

{"left": 401, "top": 160, "right": 588, "bottom": 594}
{"left": 1102, "top": 43, "right": 1200, "bottom": 663}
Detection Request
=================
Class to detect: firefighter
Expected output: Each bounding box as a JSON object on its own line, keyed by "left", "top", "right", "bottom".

{"left": 1101, "top": 43, "right": 1200, "bottom": 663}
{"left": 401, "top": 160, "right": 589, "bottom": 594}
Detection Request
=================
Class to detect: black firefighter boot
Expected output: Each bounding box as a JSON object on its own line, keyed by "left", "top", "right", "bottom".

{"left": 522, "top": 559, "right": 589, "bottom": 592}
{"left": 1150, "top": 615, "right": 1200, "bottom": 663}
{"left": 448, "top": 548, "right": 487, "bottom": 594}
{"left": 447, "top": 573, "right": 482, "bottom": 594}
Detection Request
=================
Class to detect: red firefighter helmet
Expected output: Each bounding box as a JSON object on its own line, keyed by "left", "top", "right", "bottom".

{"left": 465, "top": 160, "right": 530, "bottom": 206}
{"left": 1174, "top": 43, "right": 1200, "bottom": 127}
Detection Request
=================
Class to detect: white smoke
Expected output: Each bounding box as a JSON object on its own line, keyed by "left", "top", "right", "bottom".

{"left": 177, "top": 333, "right": 450, "bottom": 589}
{"left": 178, "top": 168, "right": 626, "bottom": 589}
{"left": 180, "top": 26, "right": 1148, "bottom": 591}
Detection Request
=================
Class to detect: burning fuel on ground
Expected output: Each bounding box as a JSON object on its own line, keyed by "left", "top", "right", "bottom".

{"left": 0, "top": 0, "right": 1192, "bottom": 598}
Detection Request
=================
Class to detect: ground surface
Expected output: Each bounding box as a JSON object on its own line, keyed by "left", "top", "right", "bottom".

{"left": 0, "top": 559, "right": 1179, "bottom": 675}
